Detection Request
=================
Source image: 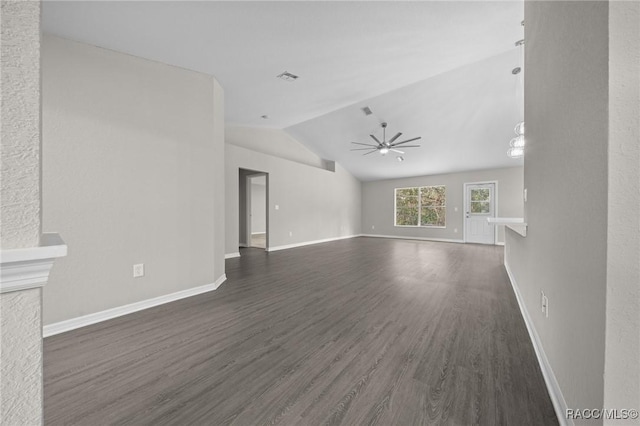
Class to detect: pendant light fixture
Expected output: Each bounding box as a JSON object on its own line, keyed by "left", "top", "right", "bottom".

{"left": 508, "top": 22, "right": 525, "bottom": 159}
{"left": 508, "top": 121, "right": 525, "bottom": 158}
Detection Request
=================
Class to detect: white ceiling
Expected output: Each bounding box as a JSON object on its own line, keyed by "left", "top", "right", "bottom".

{"left": 43, "top": 1, "right": 524, "bottom": 181}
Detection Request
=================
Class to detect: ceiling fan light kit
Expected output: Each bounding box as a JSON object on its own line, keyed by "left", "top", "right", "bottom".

{"left": 350, "top": 122, "right": 422, "bottom": 158}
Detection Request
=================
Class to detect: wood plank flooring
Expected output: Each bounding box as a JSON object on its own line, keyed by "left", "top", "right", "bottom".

{"left": 44, "top": 237, "right": 557, "bottom": 425}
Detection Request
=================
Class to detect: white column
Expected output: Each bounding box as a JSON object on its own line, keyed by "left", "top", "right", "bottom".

{"left": 0, "top": 2, "right": 65, "bottom": 424}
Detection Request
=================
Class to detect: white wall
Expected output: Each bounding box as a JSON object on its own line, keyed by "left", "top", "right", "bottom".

{"left": 604, "top": 1, "right": 640, "bottom": 420}
{"left": 250, "top": 177, "right": 267, "bottom": 234}
{"left": 362, "top": 167, "right": 523, "bottom": 244}
{"left": 212, "top": 78, "right": 226, "bottom": 286}
{"left": 42, "top": 35, "right": 225, "bottom": 325}
{"left": 0, "top": 2, "right": 43, "bottom": 424}
{"left": 506, "top": 1, "right": 610, "bottom": 417}
{"left": 227, "top": 125, "right": 325, "bottom": 169}
{"left": 226, "top": 128, "right": 361, "bottom": 253}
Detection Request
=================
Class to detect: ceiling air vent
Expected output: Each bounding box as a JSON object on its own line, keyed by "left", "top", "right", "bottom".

{"left": 362, "top": 106, "right": 373, "bottom": 116}
{"left": 276, "top": 71, "right": 299, "bottom": 82}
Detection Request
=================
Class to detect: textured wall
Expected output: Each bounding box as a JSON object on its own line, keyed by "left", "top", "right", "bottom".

{"left": 509, "top": 0, "right": 609, "bottom": 414}
{"left": 42, "top": 36, "right": 225, "bottom": 324}
{"left": 0, "top": 290, "right": 43, "bottom": 425}
{"left": 362, "top": 167, "right": 523, "bottom": 243}
{"left": 604, "top": 1, "right": 640, "bottom": 421}
{"left": 0, "top": 2, "right": 44, "bottom": 424}
{"left": 225, "top": 131, "right": 362, "bottom": 254}
{"left": 0, "top": 0, "right": 41, "bottom": 249}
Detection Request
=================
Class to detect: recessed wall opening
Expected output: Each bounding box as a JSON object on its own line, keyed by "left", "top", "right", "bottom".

{"left": 238, "top": 168, "right": 269, "bottom": 251}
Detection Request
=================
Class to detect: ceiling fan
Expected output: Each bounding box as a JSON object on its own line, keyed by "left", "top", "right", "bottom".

{"left": 350, "top": 122, "right": 422, "bottom": 156}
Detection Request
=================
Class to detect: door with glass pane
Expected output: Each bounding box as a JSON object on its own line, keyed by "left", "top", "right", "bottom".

{"left": 464, "top": 183, "right": 496, "bottom": 244}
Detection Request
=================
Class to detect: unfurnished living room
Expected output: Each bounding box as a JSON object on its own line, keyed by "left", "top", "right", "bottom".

{"left": 1, "top": 1, "right": 638, "bottom": 425}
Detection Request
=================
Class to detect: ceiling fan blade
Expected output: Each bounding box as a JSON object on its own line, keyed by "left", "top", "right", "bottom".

{"left": 389, "top": 132, "right": 402, "bottom": 143}
{"left": 351, "top": 142, "right": 378, "bottom": 147}
{"left": 394, "top": 145, "right": 420, "bottom": 148}
{"left": 390, "top": 149, "right": 405, "bottom": 154}
{"left": 369, "top": 134, "right": 382, "bottom": 144}
{"left": 390, "top": 137, "right": 422, "bottom": 146}
{"left": 363, "top": 150, "right": 378, "bottom": 156}
{"left": 351, "top": 148, "right": 378, "bottom": 151}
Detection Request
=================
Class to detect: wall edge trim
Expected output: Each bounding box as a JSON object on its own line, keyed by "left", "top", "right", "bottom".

{"left": 361, "top": 234, "right": 465, "bottom": 244}
{"left": 43, "top": 274, "right": 227, "bottom": 337}
{"left": 266, "top": 234, "right": 362, "bottom": 252}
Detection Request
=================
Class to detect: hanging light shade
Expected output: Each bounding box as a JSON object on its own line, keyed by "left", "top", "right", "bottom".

{"left": 507, "top": 147, "right": 524, "bottom": 158}
{"left": 514, "top": 121, "right": 525, "bottom": 136}
{"left": 510, "top": 135, "right": 525, "bottom": 148}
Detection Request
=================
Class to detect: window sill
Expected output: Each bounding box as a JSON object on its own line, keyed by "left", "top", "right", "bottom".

{"left": 394, "top": 225, "right": 447, "bottom": 229}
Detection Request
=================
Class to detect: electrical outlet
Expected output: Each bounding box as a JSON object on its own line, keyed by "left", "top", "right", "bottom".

{"left": 454, "top": 228, "right": 458, "bottom": 233}
{"left": 289, "top": 231, "right": 293, "bottom": 237}
{"left": 524, "top": 188, "right": 528, "bottom": 202}
{"left": 371, "top": 225, "right": 375, "bottom": 230}
{"left": 540, "top": 291, "right": 545, "bottom": 313}
{"left": 275, "top": 205, "right": 279, "bottom": 210}
{"left": 133, "top": 263, "right": 144, "bottom": 278}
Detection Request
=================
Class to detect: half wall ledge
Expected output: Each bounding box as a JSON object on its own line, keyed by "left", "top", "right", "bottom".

{"left": 1, "top": 233, "right": 68, "bottom": 293}
{"left": 488, "top": 217, "right": 527, "bottom": 237}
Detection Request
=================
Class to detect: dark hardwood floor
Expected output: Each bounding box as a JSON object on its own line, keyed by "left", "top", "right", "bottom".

{"left": 44, "top": 237, "right": 557, "bottom": 425}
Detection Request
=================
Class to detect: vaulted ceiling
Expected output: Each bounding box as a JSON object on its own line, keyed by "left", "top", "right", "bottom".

{"left": 43, "top": 1, "right": 524, "bottom": 181}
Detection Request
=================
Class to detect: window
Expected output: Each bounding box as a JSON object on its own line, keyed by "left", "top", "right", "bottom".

{"left": 470, "top": 188, "right": 491, "bottom": 214}
{"left": 395, "top": 186, "right": 446, "bottom": 227}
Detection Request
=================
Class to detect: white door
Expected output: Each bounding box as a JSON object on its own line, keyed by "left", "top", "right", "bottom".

{"left": 464, "top": 183, "right": 496, "bottom": 244}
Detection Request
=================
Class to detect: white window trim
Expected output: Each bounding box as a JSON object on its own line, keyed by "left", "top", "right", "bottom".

{"left": 394, "top": 185, "right": 447, "bottom": 228}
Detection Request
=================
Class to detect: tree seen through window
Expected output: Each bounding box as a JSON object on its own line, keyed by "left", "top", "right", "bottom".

{"left": 395, "top": 186, "right": 446, "bottom": 227}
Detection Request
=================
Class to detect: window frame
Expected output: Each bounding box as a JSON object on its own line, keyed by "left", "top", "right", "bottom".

{"left": 394, "top": 185, "right": 447, "bottom": 228}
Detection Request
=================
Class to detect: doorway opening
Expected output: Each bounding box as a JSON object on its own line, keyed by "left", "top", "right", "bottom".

{"left": 239, "top": 169, "right": 268, "bottom": 251}
{"left": 463, "top": 181, "right": 497, "bottom": 245}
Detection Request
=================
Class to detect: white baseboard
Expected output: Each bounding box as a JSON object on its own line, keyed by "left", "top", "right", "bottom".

{"left": 251, "top": 232, "right": 266, "bottom": 236}
{"left": 361, "top": 234, "right": 464, "bottom": 244}
{"left": 504, "top": 261, "right": 571, "bottom": 426}
{"left": 43, "top": 274, "right": 227, "bottom": 338}
{"left": 225, "top": 252, "right": 240, "bottom": 259}
{"left": 496, "top": 241, "right": 505, "bottom": 246}
{"left": 267, "top": 234, "right": 361, "bottom": 252}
